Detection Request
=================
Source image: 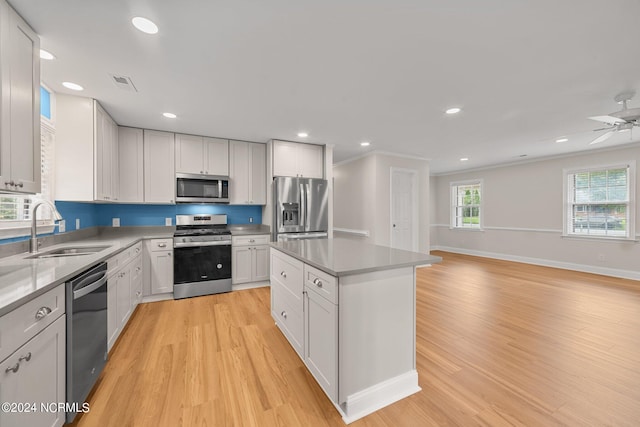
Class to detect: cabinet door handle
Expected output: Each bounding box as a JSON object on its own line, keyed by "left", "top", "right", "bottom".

{"left": 135, "top": 247, "right": 141, "bottom": 253}
{"left": 249, "top": 239, "right": 255, "bottom": 243}
{"left": 158, "top": 243, "right": 167, "bottom": 248}
{"left": 19, "top": 352, "right": 32, "bottom": 363}
{"left": 280, "top": 271, "right": 287, "bottom": 278}
{"left": 17, "top": 182, "right": 24, "bottom": 188}
{"left": 281, "top": 310, "right": 287, "bottom": 319}
{"left": 168, "top": 252, "right": 172, "bottom": 257}
{"left": 313, "top": 278, "right": 323, "bottom": 288}
{"left": 5, "top": 363, "right": 19, "bottom": 374}
{"left": 35, "top": 306, "right": 52, "bottom": 320}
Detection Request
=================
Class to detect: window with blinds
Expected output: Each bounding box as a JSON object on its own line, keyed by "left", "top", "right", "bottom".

{"left": 0, "top": 89, "right": 55, "bottom": 229}
{"left": 451, "top": 180, "right": 482, "bottom": 229}
{"left": 565, "top": 164, "right": 635, "bottom": 239}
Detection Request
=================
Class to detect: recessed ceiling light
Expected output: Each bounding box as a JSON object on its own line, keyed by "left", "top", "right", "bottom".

{"left": 132, "top": 17, "right": 158, "bottom": 34}
{"left": 40, "top": 49, "right": 55, "bottom": 60}
{"left": 162, "top": 112, "right": 177, "bottom": 119}
{"left": 62, "top": 82, "right": 83, "bottom": 91}
{"left": 460, "top": 157, "right": 469, "bottom": 161}
{"left": 360, "top": 141, "right": 370, "bottom": 147}
{"left": 446, "top": 107, "right": 462, "bottom": 115}
{"left": 297, "top": 132, "right": 308, "bottom": 138}
{"left": 555, "top": 137, "right": 568, "bottom": 143}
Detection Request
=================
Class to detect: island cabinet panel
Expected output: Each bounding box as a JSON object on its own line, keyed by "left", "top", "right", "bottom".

{"left": 270, "top": 249, "right": 303, "bottom": 298}
{"left": 338, "top": 267, "right": 416, "bottom": 404}
{"left": 271, "top": 281, "right": 303, "bottom": 357}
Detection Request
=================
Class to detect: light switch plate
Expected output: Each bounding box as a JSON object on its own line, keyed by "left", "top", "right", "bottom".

{"left": 112, "top": 218, "right": 120, "bottom": 227}
{"left": 58, "top": 220, "right": 66, "bottom": 233}
{"left": 76, "top": 218, "right": 80, "bottom": 230}
{"left": 165, "top": 217, "right": 172, "bottom": 226}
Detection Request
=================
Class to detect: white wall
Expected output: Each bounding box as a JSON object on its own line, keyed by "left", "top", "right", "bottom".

{"left": 431, "top": 144, "right": 640, "bottom": 280}
{"left": 334, "top": 153, "right": 430, "bottom": 252}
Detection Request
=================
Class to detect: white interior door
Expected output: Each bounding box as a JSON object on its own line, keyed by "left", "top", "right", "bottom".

{"left": 391, "top": 168, "right": 417, "bottom": 251}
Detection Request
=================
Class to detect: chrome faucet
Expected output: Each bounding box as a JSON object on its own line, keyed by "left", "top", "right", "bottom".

{"left": 30, "top": 200, "right": 63, "bottom": 253}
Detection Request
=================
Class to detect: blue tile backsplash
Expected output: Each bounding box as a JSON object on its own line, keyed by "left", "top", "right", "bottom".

{"left": 1, "top": 202, "right": 263, "bottom": 243}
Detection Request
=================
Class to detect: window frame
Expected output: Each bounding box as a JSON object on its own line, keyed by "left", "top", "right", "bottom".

{"left": 563, "top": 161, "right": 636, "bottom": 240}
{"left": 450, "top": 179, "right": 484, "bottom": 231}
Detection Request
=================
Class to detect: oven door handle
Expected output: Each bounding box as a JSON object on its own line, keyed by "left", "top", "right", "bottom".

{"left": 73, "top": 276, "right": 107, "bottom": 300}
{"left": 174, "top": 241, "right": 232, "bottom": 248}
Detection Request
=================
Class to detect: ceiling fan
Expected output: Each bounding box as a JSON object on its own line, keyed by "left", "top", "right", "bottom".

{"left": 588, "top": 91, "right": 640, "bottom": 145}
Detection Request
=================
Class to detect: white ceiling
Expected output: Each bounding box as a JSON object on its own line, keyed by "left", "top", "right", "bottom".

{"left": 11, "top": 0, "right": 640, "bottom": 174}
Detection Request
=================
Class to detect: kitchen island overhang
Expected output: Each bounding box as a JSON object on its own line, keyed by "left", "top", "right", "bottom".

{"left": 269, "top": 238, "right": 441, "bottom": 423}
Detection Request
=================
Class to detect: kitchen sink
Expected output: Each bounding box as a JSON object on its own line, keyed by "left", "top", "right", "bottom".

{"left": 26, "top": 245, "right": 110, "bottom": 259}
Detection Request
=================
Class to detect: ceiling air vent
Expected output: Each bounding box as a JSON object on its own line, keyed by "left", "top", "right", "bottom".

{"left": 108, "top": 74, "right": 138, "bottom": 92}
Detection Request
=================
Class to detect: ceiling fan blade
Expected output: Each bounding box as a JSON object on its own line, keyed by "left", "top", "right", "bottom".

{"left": 588, "top": 115, "right": 627, "bottom": 125}
{"left": 590, "top": 130, "right": 615, "bottom": 145}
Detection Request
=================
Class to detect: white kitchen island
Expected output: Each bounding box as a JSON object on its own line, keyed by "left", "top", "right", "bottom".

{"left": 269, "top": 238, "right": 441, "bottom": 424}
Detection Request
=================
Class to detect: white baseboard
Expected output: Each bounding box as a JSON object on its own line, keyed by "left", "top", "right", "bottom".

{"left": 432, "top": 246, "right": 640, "bottom": 281}
{"left": 141, "top": 293, "right": 173, "bottom": 303}
{"left": 340, "top": 370, "right": 421, "bottom": 424}
{"left": 231, "top": 281, "right": 270, "bottom": 291}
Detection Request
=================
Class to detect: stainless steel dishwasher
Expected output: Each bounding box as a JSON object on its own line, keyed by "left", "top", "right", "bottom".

{"left": 66, "top": 262, "right": 108, "bottom": 423}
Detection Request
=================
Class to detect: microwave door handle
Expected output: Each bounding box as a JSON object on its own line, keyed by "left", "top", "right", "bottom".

{"left": 218, "top": 180, "right": 222, "bottom": 198}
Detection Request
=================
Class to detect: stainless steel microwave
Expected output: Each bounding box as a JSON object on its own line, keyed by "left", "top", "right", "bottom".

{"left": 176, "top": 173, "right": 229, "bottom": 203}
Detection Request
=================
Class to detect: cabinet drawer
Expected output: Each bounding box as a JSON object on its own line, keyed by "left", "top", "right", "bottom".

{"left": 271, "top": 282, "right": 303, "bottom": 358}
{"left": 232, "top": 234, "right": 270, "bottom": 246}
{"left": 107, "top": 242, "right": 143, "bottom": 276}
{"left": 0, "top": 284, "right": 65, "bottom": 363}
{"left": 304, "top": 264, "right": 337, "bottom": 304}
{"left": 270, "top": 250, "right": 303, "bottom": 296}
{"left": 149, "top": 238, "right": 173, "bottom": 252}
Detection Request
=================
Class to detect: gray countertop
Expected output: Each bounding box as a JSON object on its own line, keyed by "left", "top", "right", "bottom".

{"left": 228, "top": 224, "right": 270, "bottom": 236}
{"left": 0, "top": 227, "right": 173, "bottom": 317}
{"left": 270, "top": 238, "right": 441, "bottom": 277}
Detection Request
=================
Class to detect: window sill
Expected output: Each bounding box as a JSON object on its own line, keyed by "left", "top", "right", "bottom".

{"left": 450, "top": 226, "right": 484, "bottom": 232}
{"left": 0, "top": 223, "right": 56, "bottom": 240}
{"left": 561, "top": 234, "right": 638, "bottom": 243}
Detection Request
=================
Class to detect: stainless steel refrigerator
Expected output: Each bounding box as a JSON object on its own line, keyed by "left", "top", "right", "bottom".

{"left": 273, "top": 177, "right": 329, "bottom": 241}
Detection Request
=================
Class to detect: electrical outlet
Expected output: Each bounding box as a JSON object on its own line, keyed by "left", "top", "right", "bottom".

{"left": 165, "top": 217, "right": 172, "bottom": 226}
{"left": 112, "top": 218, "right": 120, "bottom": 227}
{"left": 58, "top": 220, "right": 66, "bottom": 233}
{"left": 76, "top": 218, "right": 80, "bottom": 230}
{"left": 249, "top": 217, "right": 253, "bottom": 223}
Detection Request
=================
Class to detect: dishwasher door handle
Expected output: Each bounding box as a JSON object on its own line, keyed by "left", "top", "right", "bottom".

{"left": 73, "top": 276, "right": 107, "bottom": 300}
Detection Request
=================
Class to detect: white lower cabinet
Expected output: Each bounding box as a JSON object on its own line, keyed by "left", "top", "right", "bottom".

{"left": 231, "top": 235, "right": 269, "bottom": 285}
{"left": 107, "top": 242, "right": 142, "bottom": 351}
{"left": 0, "top": 313, "right": 66, "bottom": 427}
{"left": 270, "top": 250, "right": 338, "bottom": 404}
{"left": 145, "top": 239, "right": 174, "bottom": 295}
{"left": 304, "top": 285, "right": 338, "bottom": 402}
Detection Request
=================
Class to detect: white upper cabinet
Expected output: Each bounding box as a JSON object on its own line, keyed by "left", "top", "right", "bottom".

{"left": 95, "top": 102, "right": 119, "bottom": 201}
{"left": 175, "top": 134, "right": 228, "bottom": 176}
{"left": 118, "top": 127, "right": 144, "bottom": 203}
{"left": 229, "top": 140, "right": 266, "bottom": 204}
{"left": 55, "top": 96, "right": 118, "bottom": 202}
{"left": 273, "top": 140, "right": 323, "bottom": 179}
{"left": 0, "top": 0, "right": 40, "bottom": 194}
{"left": 144, "top": 130, "right": 175, "bottom": 204}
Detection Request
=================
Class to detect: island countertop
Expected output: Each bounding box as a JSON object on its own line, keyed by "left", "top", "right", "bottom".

{"left": 270, "top": 238, "right": 441, "bottom": 277}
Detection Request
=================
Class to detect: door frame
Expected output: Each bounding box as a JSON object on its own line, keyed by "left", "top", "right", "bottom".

{"left": 389, "top": 167, "right": 419, "bottom": 252}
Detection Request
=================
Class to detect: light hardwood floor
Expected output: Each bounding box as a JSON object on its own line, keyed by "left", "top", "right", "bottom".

{"left": 71, "top": 251, "right": 640, "bottom": 426}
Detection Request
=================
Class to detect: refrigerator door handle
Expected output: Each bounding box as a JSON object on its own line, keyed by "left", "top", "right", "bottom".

{"left": 299, "top": 182, "right": 306, "bottom": 228}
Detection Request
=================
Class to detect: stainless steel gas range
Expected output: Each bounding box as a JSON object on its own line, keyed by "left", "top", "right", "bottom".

{"left": 173, "top": 214, "right": 232, "bottom": 299}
